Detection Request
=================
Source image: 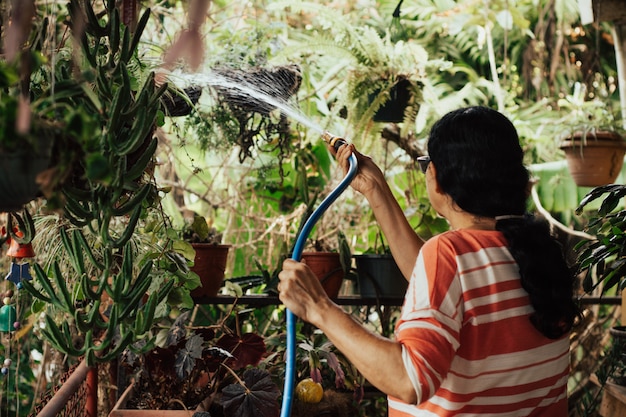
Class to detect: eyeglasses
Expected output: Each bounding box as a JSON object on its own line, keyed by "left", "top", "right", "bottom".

{"left": 417, "top": 156, "right": 431, "bottom": 173}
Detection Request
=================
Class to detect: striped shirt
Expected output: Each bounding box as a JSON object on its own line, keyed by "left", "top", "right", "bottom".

{"left": 390, "top": 229, "right": 569, "bottom": 416}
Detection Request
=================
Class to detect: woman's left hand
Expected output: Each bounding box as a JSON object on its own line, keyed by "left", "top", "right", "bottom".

{"left": 278, "top": 259, "right": 331, "bottom": 326}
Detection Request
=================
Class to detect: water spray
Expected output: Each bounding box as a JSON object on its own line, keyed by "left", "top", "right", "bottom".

{"left": 174, "top": 71, "right": 357, "bottom": 416}
{"left": 280, "top": 132, "right": 358, "bottom": 417}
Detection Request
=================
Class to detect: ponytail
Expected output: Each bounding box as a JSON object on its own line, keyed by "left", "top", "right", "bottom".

{"left": 496, "top": 215, "right": 580, "bottom": 339}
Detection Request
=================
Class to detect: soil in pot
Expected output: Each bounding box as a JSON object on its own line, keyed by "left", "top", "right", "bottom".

{"left": 190, "top": 244, "right": 230, "bottom": 300}
{"left": 353, "top": 254, "right": 408, "bottom": 298}
{"left": 109, "top": 382, "right": 199, "bottom": 417}
{"left": 301, "top": 252, "right": 344, "bottom": 298}
{"left": 560, "top": 131, "right": 626, "bottom": 187}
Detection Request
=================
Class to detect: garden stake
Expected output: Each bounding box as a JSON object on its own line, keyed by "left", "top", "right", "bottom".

{"left": 280, "top": 132, "right": 358, "bottom": 417}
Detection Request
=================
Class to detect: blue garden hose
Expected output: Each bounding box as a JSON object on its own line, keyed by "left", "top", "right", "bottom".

{"left": 280, "top": 132, "right": 358, "bottom": 417}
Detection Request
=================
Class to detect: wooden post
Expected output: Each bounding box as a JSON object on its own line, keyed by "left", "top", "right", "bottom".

{"left": 35, "top": 360, "right": 90, "bottom": 417}
{"left": 612, "top": 23, "right": 626, "bottom": 132}
{"left": 86, "top": 365, "right": 98, "bottom": 417}
{"left": 611, "top": 20, "right": 626, "bottom": 323}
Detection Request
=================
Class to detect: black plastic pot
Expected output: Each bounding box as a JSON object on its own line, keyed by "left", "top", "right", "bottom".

{"left": 371, "top": 78, "right": 412, "bottom": 123}
{"left": 353, "top": 254, "right": 408, "bottom": 297}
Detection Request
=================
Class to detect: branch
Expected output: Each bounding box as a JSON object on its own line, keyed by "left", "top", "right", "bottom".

{"left": 380, "top": 124, "right": 423, "bottom": 160}
{"left": 530, "top": 183, "right": 593, "bottom": 241}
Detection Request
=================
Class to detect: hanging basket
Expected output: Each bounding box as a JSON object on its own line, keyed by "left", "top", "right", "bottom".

{"left": 0, "top": 147, "right": 51, "bottom": 212}
{"left": 212, "top": 65, "right": 302, "bottom": 115}
{"left": 370, "top": 78, "right": 413, "bottom": 123}
{"left": 161, "top": 86, "right": 202, "bottom": 117}
{"left": 560, "top": 131, "right": 626, "bottom": 187}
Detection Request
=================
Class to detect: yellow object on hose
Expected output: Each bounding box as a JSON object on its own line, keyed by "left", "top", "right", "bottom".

{"left": 295, "top": 378, "right": 324, "bottom": 403}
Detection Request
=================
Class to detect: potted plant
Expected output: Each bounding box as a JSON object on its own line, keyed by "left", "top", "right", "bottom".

{"left": 184, "top": 58, "right": 302, "bottom": 170}
{"left": 574, "top": 183, "right": 626, "bottom": 389}
{"left": 352, "top": 231, "right": 407, "bottom": 299}
{"left": 18, "top": 0, "right": 196, "bottom": 368}
{"left": 557, "top": 82, "right": 626, "bottom": 187}
{"left": 178, "top": 214, "right": 231, "bottom": 301}
{"left": 268, "top": 2, "right": 447, "bottom": 137}
{"left": 0, "top": 12, "right": 64, "bottom": 212}
{"left": 109, "top": 310, "right": 280, "bottom": 416}
{"left": 574, "top": 183, "right": 626, "bottom": 296}
{"left": 300, "top": 231, "right": 353, "bottom": 299}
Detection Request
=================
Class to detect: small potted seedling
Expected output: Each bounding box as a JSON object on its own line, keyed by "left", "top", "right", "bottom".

{"left": 181, "top": 214, "right": 231, "bottom": 301}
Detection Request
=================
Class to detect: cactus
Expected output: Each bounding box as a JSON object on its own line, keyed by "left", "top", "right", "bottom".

{"left": 21, "top": 1, "right": 175, "bottom": 365}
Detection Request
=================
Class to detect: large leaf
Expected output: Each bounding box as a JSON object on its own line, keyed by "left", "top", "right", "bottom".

{"left": 175, "top": 334, "right": 205, "bottom": 379}
{"left": 216, "top": 332, "right": 266, "bottom": 370}
{"left": 221, "top": 369, "right": 280, "bottom": 417}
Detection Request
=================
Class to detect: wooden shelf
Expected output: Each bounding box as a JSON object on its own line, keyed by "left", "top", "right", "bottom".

{"left": 194, "top": 294, "right": 405, "bottom": 307}
{"left": 193, "top": 294, "right": 620, "bottom": 307}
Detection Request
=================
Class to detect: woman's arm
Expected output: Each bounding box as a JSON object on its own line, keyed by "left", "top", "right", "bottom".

{"left": 278, "top": 259, "right": 418, "bottom": 404}
{"left": 335, "top": 144, "right": 424, "bottom": 279}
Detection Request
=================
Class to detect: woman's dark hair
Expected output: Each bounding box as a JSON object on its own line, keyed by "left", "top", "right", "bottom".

{"left": 427, "top": 106, "right": 579, "bottom": 339}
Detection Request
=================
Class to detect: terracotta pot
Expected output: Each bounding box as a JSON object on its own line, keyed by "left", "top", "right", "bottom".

{"left": 560, "top": 131, "right": 626, "bottom": 187}
{"left": 190, "top": 244, "right": 230, "bottom": 300}
{"left": 301, "top": 252, "right": 344, "bottom": 298}
{"left": 353, "top": 254, "right": 407, "bottom": 298}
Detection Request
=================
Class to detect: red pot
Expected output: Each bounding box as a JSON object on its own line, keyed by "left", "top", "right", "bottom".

{"left": 190, "top": 244, "right": 231, "bottom": 300}
{"left": 301, "top": 252, "right": 345, "bottom": 298}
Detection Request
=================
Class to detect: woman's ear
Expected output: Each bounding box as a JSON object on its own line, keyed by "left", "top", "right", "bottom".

{"left": 427, "top": 163, "right": 443, "bottom": 193}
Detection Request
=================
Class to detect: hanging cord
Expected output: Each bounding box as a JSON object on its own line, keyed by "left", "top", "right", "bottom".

{"left": 280, "top": 135, "right": 358, "bottom": 417}
{"left": 393, "top": 0, "right": 404, "bottom": 18}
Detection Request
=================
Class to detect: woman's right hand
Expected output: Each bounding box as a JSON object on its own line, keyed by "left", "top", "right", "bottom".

{"left": 335, "top": 143, "right": 385, "bottom": 197}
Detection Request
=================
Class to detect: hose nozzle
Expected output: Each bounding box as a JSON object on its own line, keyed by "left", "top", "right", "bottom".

{"left": 322, "top": 131, "right": 347, "bottom": 151}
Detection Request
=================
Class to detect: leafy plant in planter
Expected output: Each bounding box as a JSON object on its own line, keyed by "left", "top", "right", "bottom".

{"left": 112, "top": 310, "right": 280, "bottom": 416}
{"left": 176, "top": 214, "right": 231, "bottom": 300}
{"left": 574, "top": 183, "right": 626, "bottom": 294}
{"left": 269, "top": 1, "right": 447, "bottom": 138}
{"left": 182, "top": 30, "right": 303, "bottom": 176}
{"left": 18, "top": 0, "right": 192, "bottom": 366}
{"left": 353, "top": 230, "right": 407, "bottom": 299}
{"left": 0, "top": 11, "right": 68, "bottom": 212}
{"left": 574, "top": 184, "right": 626, "bottom": 388}
{"left": 557, "top": 82, "right": 626, "bottom": 187}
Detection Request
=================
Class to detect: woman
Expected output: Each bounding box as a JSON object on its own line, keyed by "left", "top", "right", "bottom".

{"left": 278, "top": 106, "right": 579, "bottom": 416}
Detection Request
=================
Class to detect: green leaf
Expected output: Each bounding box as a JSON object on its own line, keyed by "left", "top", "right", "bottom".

{"left": 190, "top": 215, "right": 210, "bottom": 241}
{"left": 166, "top": 227, "right": 179, "bottom": 240}
{"left": 85, "top": 153, "right": 111, "bottom": 182}
{"left": 171, "top": 241, "right": 195, "bottom": 262}
{"left": 599, "top": 193, "right": 621, "bottom": 216}
{"left": 80, "top": 82, "right": 102, "bottom": 112}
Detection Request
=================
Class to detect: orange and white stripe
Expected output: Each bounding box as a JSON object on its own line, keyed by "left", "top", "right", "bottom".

{"left": 390, "top": 229, "right": 569, "bottom": 416}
